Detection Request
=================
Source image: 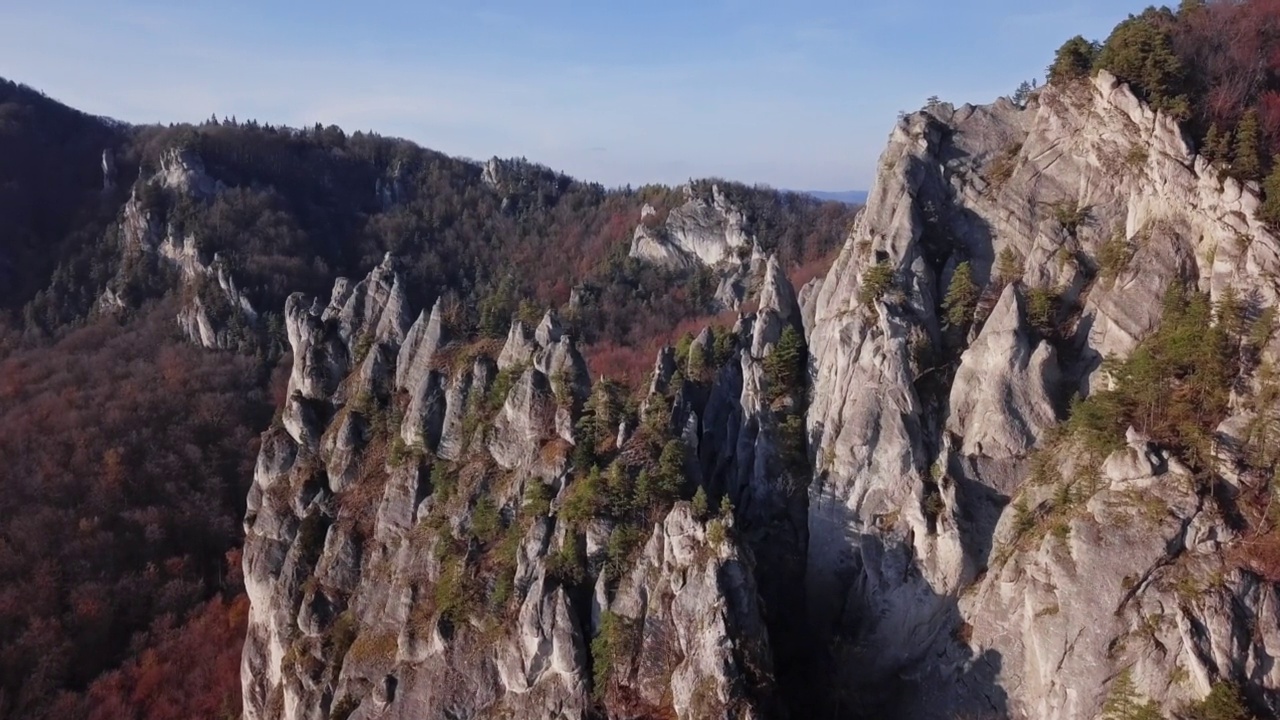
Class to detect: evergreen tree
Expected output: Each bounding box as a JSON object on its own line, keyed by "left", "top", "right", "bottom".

{"left": 943, "top": 261, "right": 980, "bottom": 328}
{"left": 1233, "top": 109, "right": 1263, "bottom": 181}
{"left": 764, "top": 326, "right": 806, "bottom": 398}
{"left": 691, "top": 486, "right": 709, "bottom": 520}
{"left": 1101, "top": 670, "right": 1162, "bottom": 720}
{"left": 1261, "top": 159, "right": 1280, "bottom": 228}
{"left": 1048, "top": 36, "right": 1099, "bottom": 85}
{"left": 996, "top": 247, "right": 1024, "bottom": 283}
{"left": 1012, "top": 79, "right": 1038, "bottom": 108}
{"left": 1096, "top": 11, "right": 1189, "bottom": 118}
{"left": 1182, "top": 681, "right": 1250, "bottom": 720}
{"left": 656, "top": 440, "right": 686, "bottom": 501}
{"left": 1178, "top": 0, "right": 1206, "bottom": 16}
{"left": 1203, "top": 123, "right": 1231, "bottom": 163}
{"left": 687, "top": 340, "right": 707, "bottom": 379}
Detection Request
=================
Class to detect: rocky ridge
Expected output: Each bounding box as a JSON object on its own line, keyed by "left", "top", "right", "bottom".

{"left": 100, "top": 146, "right": 260, "bottom": 350}
{"left": 241, "top": 248, "right": 795, "bottom": 719}
{"left": 242, "top": 69, "right": 1280, "bottom": 720}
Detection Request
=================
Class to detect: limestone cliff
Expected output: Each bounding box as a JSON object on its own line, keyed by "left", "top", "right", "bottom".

{"left": 242, "top": 256, "right": 779, "bottom": 720}
{"left": 101, "top": 146, "right": 259, "bottom": 351}
{"left": 243, "top": 69, "right": 1280, "bottom": 720}
{"left": 805, "top": 70, "right": 1280, "bottom": 718}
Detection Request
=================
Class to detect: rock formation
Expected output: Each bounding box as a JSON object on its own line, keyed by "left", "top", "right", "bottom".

{"left": 242, "top": 69, "right": 1280, "bottom": 720}
{"left": 243, "top": 258, "right": 777, "bottom": 720}
{"left": 803, "top": 70, "right": 1280, "bottom": 718}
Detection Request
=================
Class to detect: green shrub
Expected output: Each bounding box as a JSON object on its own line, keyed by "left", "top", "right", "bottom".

{"left": 1026, "top": 287, "right": 1058, "bottom": 332}
{"left": 674, "top": 332, "right": 694, "bottom": 367}
{"left": 1051, "top": 200, "right": 1089, "bottom": 235}
{"left": 707, "top": 519, "right": 727, "bottom": 547}
{"left": 470, "top": 496, "right": 501, "bottom": 544}
{"left": 326, "top": 611, "right": 359, "bottom": 662}
{"left": 986, "top": 143, "right": 1023, "bottom": 190}
{"left": 352, "top": 334, "right": 374, "bottom": 365}
{"left": 711, "top": 325, "right": 737, "bottom": 367}
{"left": 1126, "top": 144, "right": 1150, "bottom": 169}
{"left": 488, "top": 364, "right": 524, "bottom": 412}
{"left": 691, "top": 487, "right": 710, "bottom": 520}
{"left": 430, "top": 461, "right": 456, "bottom": 503}
{"left": 1098, "top": 233, "right": 1135, "bottom": 285}
{"left": 1012, "top": 497, "right": 1036, "bottom": 536}
{"left": 524, "top": 481, "right": 552, "bottom": 518}
{"left": 434, "top": 560, "right": 479, "bottom": 624}
{"left": 546, "top": 537, "right": 587, "bottom": 586}
{"left": 560, "top": 467, "right": 603, "bottom": 526}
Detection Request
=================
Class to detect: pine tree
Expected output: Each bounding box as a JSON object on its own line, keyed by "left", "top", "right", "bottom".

{"left": 1101, "top": 669, "right": 1162, "bottom": 720}
{"left": 656, "top": 440, "right": 686, "bottom": 501}
{"left": 1203, "top": 123, "right": 1231, "bottom": 163}
{"left": 687, "top": 341, "right": 707, "bottom": 380}
{"left": 1260, "top": 156, "right": 1280, "bottom": 228}
{"left": 764, "top": 326, "right": 806, "bottom": 399}
{"left": 1048, "top": 36, "right": 1098, "bottom": 85}
{"left": 1233, "top": 109, "right": 1263, "bottom": 181}
{"left": 996, "top": 247, "right": 1024, "bottom": 283}
{"left": 943, "top": 261, "right": 980, "bottom": 328}
{"left": 691, "top": 486, "right": 709, "bottom": 520}
{"left": 1096, "top": 11, "right": 1189, "bottom": 118}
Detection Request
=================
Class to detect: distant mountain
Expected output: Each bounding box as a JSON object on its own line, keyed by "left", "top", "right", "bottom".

{"left": 802, "top": 189, "right": 867, "bottom": 205}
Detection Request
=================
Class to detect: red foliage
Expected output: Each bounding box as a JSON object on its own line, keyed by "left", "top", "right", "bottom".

{"left": 1172, "top": 0, "right": 1280, "bottom": 160}
{"left": 78, "top": 593, "right": 249, "bottom": 720}
{"left": 786, "top": 245, "right": 843, "bottom": 291}
{"left": 584, "top": 308, "right": 741, "bottom": 389}
{"left": 0, "top": 302, "right": 270, "bottom": 719}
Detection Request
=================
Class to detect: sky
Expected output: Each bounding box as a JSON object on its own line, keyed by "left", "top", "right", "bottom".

{"left": 0, "top": 1, "right": 1153, "bottom": 191}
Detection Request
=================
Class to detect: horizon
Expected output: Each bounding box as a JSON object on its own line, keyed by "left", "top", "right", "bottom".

{"left": 2, "top": 1, "right": 1152, "bottom": 191}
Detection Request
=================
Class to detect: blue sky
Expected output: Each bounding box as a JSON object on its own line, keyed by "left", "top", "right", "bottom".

{"left": 0, "top": 1, "right": 1151, "bottom": 190}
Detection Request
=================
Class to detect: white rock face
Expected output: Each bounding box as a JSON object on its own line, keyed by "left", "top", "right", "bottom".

{"left": 243, "top": 262, "right": 770, "bottom": 720}
{"left": 802, "top": 71, "right": 1280, "bottom": 717}
{"left": 240, "top": 69, "right": 1280, "bottom": 720}
{"left": 629, "top": 184, "right": 753, "bottom": 268}
{"left": 606, "top": 504, "right": 777, "bottom": 719}
{"left": 101, "top": 145, "right": 257, "bottom": 350}
{"left": 948, "top": 283, "right": 1060, "bottom": 457}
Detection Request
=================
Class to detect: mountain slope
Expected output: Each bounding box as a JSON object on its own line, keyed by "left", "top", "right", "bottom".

{"left": 0, "top": 78, "right": 854, "bottom": 720}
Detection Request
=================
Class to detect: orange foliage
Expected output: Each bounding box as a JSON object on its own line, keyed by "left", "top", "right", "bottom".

{"left": 584, "top": 308, "right": 740, "bottom": 389}
{"left": 79, "top": 594, "right": 249, "bottom": 720}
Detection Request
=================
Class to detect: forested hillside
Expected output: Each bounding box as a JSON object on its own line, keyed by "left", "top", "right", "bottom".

{"left": 0, "top": 77, "right": 855, "bottom": 719}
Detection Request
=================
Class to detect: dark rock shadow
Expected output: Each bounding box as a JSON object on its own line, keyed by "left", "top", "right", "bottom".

{"left": 791, "top": 498, "right": 1011, "bottom": 720}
